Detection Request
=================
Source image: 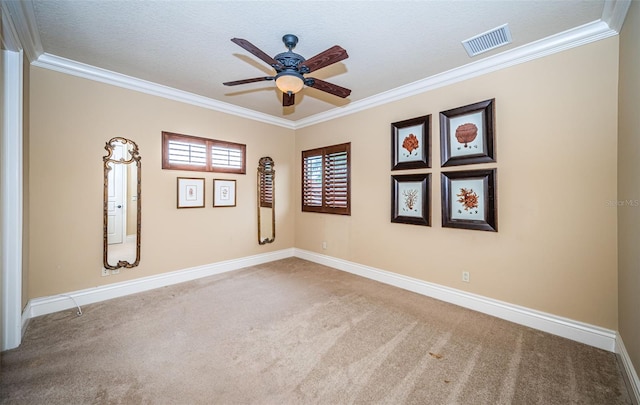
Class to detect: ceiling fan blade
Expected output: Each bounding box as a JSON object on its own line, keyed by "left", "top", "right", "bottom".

{"left": 231, "top": 38, "right": 283, "bottom": 69}
{"left": 301, "top": 45, "right": 348, "bottom": 73}
{"left": 283, "top": 92, "right": 295, "bottom": 107}
{"left": 307, "top": 78, "right": 351, "bottom": 98}
{"left": 223, "top": 77, "right": 274, "bottom": 86}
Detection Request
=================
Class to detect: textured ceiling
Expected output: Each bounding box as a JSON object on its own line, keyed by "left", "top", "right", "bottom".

{"left": 10, "top": 1, "right": 619, "bottom": 123}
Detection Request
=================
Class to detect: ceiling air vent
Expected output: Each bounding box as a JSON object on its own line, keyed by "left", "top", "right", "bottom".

{"left": 462, "top": 23, "right": 512, "bottom": 57}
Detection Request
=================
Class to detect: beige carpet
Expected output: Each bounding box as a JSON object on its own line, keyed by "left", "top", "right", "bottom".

{"left": 1, "top": 258, "right": 632, "bottom": 404}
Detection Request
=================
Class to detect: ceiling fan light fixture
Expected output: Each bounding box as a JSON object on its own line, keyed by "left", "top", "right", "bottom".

{"left": 275, "top": 71, "right": 304, "bottom": 94}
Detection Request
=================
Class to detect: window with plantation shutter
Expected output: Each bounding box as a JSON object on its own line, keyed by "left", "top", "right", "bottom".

{"left": 302, "top": 143, "right": 350, "bottom": 215}
{"left": 162, "top": 131, "right": 246, "bottom": 174}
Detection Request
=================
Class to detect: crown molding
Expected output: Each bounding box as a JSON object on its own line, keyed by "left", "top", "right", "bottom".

{"left": 602, "top": 0, "right": 632, "bottom": 32}
{"left": 1, "top": 2, "right": 20, "bottom": 51}
{"left": 1, "top": 0, "right": 42, "bottom": 61}
{"left": 295, "top": 19, "right": 618, "bottom": 129}
{"left": 13, "top": 1, "right": 628, "bottom": 130}
{"left": 33, "top": 53, "right": 296, "bottom": 129}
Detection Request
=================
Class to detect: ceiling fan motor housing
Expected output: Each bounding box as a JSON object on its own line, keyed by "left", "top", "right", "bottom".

{"left": 274, "top": 51, "right": 307, "bottom": 72}
{"left": 274, "top": 34, "right": 310, "bottom": 74}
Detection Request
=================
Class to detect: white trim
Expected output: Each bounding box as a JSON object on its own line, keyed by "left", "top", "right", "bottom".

{"left": 23, "top": 248, "right": 620, "bottom": 354}
{"left": 1, "top": 1, "right": 21, "bottom": 51}
{"left": 21, "top": 301, "right": 31, "bottom": 336}
{"left": 23, "top": 17, "right": 619, "bottom": 130}
{"left": 1, "top": 49, "right": 24, "bottom": 351}
{"left": 294, "top": 249, "right": 617, "bottom": 352}
{"left": 602, "top": 0, "right": 633, "bottom": 33}
{"left": 295, "top": 20, "right": 617, "bottom": 129}
{"left": 616, "top": 334, "right": 640, "bottom": 403}
{"left": 0, "top": 0, "right": 42, "bottom": 61}
{"left": 32, "top": 53, "right": 296, "bottom": 130}
{"left": 24, "top": 248, "right": 294, "bottom": 319}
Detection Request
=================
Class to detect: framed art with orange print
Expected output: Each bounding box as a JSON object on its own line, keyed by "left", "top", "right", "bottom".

{"left": 391, "top": 115, "right": 431, "bottom": 170}
{"left": 440, "top": 99, "right": 495, "bottom": 167}
{"left": 441, "top": 169, "right": 497, "bottom": 232}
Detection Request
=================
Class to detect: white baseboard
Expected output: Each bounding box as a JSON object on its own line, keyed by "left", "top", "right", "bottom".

{"left": 294, "top": 249, "right": 617, "bottom": 353}
{"left": 23, "top": 247, "right": 619, "bottom": 355}
{"left": 24, "top": 248, "right": 295, "bottom": 319}
{"left": 617, "top": 334, "right": 640, "bottom": 404}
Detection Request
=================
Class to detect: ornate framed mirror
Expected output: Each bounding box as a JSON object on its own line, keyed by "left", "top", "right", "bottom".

{"left": 257, "top": 157, "right": 275, "bottom": 244}
{"left": 103, "top": 137, "right": 141, "bottom": 269}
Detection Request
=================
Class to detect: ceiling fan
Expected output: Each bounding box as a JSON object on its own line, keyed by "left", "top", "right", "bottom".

{"left": 223, "top": 34, "right": 351, "bottom": 107}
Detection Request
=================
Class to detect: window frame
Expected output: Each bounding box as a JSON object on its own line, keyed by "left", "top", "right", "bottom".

{"left": 162, "top": 131, "right": 246, "bottom": 174}
{"left": 302, "top": 142, "right": 351, "bottom": 215}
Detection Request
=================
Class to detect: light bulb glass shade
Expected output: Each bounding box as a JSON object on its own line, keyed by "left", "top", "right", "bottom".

{"left": 275, "top": 72, "right": 304, "bottom": 94}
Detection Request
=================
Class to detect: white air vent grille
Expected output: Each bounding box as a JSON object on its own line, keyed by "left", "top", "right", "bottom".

{"left": 462, "top": 24, "right": 512, "bottom": 57}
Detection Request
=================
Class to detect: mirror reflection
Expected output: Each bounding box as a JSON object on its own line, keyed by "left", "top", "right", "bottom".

{"left": 257, "top": 157, "right": 275, "bottom": 244}
{"left": 103, "top": 137, "right": 141, "bottom": 269}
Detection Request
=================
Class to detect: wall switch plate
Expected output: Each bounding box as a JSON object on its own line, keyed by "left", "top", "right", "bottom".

{"left": 322, "top": 241, "right": 327, "bottom": 250}
{"left": 462, "top": 271, "right": 470, "bottom": 282}
{"left": 111, "top": 268, "right": 120, "bottom": 275}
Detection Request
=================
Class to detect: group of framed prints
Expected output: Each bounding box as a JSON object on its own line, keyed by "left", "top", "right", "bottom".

{"left": 391, "top": 98, "right": 497, "bottom": 232}
{"left": 177, "top": 177, "right": 237, "bottom": 208}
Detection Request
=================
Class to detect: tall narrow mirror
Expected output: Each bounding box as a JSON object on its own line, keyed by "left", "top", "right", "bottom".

{"left": 103, "top": 137, "right": 141, "bottom": 269}
{"left": 257, "top": 157, "right": 275, "bottom": 244}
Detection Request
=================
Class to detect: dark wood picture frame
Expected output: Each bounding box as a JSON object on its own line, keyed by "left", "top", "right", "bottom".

{"left": 391, "top": 115, "right": 431, "bottom": 170}
{"left": 441, "top": 169, "right": 497, "bottom": 232}
{"left": 391, "top": 173, "right": 431, "bottom": 226}
{"left": 440, "top": 99, "right": 495, "bottom": 167}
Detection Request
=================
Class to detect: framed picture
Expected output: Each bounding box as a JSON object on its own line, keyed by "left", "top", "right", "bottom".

{"left": 440, "top": 98, "right": 495, "bottom": 167}
{"left": 391, "top": 115, "right": 431, "bottom": 170}
{"left": 213, "top": 179, "right": 236, "bottom": 207}
{"left": 177, "top": 177, "right": 205, "bottom": 208}
{"left": 391, "top": 173, "right": 431, "bottom": 226}
{"left": 441, "top": 169, "right": 497, "bottom": 232}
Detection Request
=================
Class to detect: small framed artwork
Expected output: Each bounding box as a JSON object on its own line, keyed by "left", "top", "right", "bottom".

{"left": 391, "top": 173, "right": 431, "bottom": 226}
{"left": 177, "top": 177, "right": 205, "bottom": 208}
{"left": 391, "top": 115, "right": 431, "bottom": 170}
{"left": 441, "top": 169, "right": 497, "bottom": 232}
{"left": 440, "top": 98, "right": 495, "bottom": 167}
{"left": 213, "top": 179, "right": 236, "bottom": 207}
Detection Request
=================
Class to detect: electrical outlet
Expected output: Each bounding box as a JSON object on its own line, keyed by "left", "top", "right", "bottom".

{"left": 101, "top": 268, "right": 110, "bottom": 277}
{"left": 111, "top": 268, "right": 120, "bottom": 275}
{"left": 462, "top": 271, "right": 470, "bottom": 282}
{"left": 322, "top": 241, "right": 327, "bottom": 250}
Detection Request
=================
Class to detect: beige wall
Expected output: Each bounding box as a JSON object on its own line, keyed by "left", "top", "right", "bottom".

{"left": 27, "top": 34, "right": 622, "bottom": 332}
{"left": 28, "top": 67, "right": 295, "bottom": 299}
{"left": 618, "top": 0, "right": 640, "bottom": 379}
{"left": 295, "top": 37, "right": 620, "bottom": 329}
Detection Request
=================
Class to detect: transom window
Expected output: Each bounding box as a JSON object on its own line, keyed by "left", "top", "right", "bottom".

{"left": 162, "top": 131, "right": 246, "bottom": 174}
{"left": 302, "top": 142, "right": 351, "bottom": 215}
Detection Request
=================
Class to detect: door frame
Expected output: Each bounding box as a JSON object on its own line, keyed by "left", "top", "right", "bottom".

{"left": 107, "top": 143, "right": 128, "bottom": 245}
